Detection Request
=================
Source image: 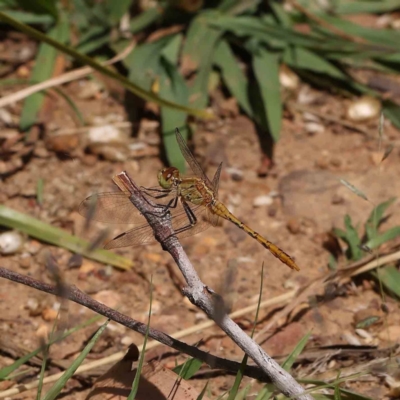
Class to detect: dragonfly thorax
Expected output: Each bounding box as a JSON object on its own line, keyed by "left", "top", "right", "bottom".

{"left": 158, "top": 167, "right": 181, "bottom": 189}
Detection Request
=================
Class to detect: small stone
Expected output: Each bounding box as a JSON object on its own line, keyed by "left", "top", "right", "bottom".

{"left": 347, "top": 96, "right": 381, "bottom": 122}
{"left": 287, "top": 218, "right": 301, "bottom": 235}
{"left": 331, "top": 193, "right": 344, "bottom": 205}
{"left": 19, "top": 254, "right": 32, "bottom": 269}
{"left": 45, "top": 133, "right": 79, "bottom": 153}
{"left": 253, "top": 195, "right": 274, "bottom": 207}
{"left": 26, "top": 298, "right": 42, "bottom": 316}
{"left": 42, "top": 307, "right": 58, "bottom": 322}
{"left": 0, "top": 231, "right": 25, "bottom": 255}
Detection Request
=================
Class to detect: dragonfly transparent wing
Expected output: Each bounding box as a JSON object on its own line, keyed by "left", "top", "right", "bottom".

{"left": 78, "top": 188, "right": 178, "bottom": 225}
{"left": 175, "top": 128, "right": 213, "bottom": 188}
{"left": 104, "top": 204, "right": 211, "bottom": 249}
{"left": 211, "top": 162, "right": 223, "bottom": 196}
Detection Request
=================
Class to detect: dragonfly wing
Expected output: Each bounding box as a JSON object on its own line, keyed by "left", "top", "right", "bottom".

{"left": 206, "top": 208, "right": 220, "bottom": 227}
{"left": 211, "top": 162, "right": 223, "bottom": 196}
{"left": 78, "top": 189, "right": 177, "bottom": 225}
{"left": 105, "top": 203, "right": 211, "bottom": 249}
{"left": 104, "top": 224, "right": 157, "bottom": 249}
{"left": 175, "top": 128, "right": 213, "bottom": 188}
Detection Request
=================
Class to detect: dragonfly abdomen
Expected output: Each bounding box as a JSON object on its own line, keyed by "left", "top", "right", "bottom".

{"left": 212, "top": 202, "right": 300, "bottom": 271}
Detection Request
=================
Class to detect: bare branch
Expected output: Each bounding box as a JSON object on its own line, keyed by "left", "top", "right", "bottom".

{"left": 114, "top": 171, "right": 313, "bottom": 399}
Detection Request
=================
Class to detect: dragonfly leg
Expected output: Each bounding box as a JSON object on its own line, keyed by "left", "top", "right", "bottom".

{"left": 168, "top": 199, "right": 198, "bottom": 237}
{"left": 140, "top": 192, "right": 180, "bottom": 219}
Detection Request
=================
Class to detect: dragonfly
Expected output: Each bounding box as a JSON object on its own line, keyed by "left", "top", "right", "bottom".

{"left": 79, "top": 129, "right": 300, "bottom": 271}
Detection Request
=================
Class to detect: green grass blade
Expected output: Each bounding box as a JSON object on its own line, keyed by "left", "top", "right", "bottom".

{"left": 0, "top": 314, "right": 102, "bottom": 380}
{"left": 333, "top": 215, "right": 362, "bottom": 261}
{"left": 0, "top": 205, "right": 133, "bottom": 270}
{"left": 0, "top": 10, "right": 54, "bottom": 24}
{"left": 372, "top": 266, "right": 400, "bottom": 298}
{"left": 333, "top": 0, "right": 400, "bottom": 14}
{"left": 130, "top": 7, "right": 161, "bottom": 34}
{"left": 128, "top": 278, "right": 153, "bottom": 399}
{"left": 228, "top": 263, "right": 264, "bottom": 400}
{"left": 281, "top": 332, "right": 311, "bottom": 371}
{"left": 15, "top": 0, "right": 58, "bottom": 19}
{"left": 253, "top": 48, "right": 282, "bottom": 141}
{"left": 43, "top": 319, "right": 109, "bottom": 400}
{"left": 196, "top": 381, "right": 209, "bottom": 400}
{"left": 105, "top": 0, "right": 132, "bottom": 23}
{"left": 283, "top": 47, "right": 349, "bottom": 81}
{"left": 19, "top": 15, "right": 69, "bottom": 131}
{"left": 182, "top": 12, "right": 223, "bottom": 108}
{"left": 213, "top": 39, "right": 253, "bottom": 117}
{"left": 383, "top": 100, "right": 400, "bottom": 130}
{"left": 0, "top": 11, "right": 211, "bottom": 119}
{"left": 52, "top": 87, "right": 85, "bottom": 125}
{"left": 158, "top": 34, "right": 188, "bottom": 171}
{"left": 365, "top": 197, "right": 396, "bottom": 241}
{"left": 173, "top": 358, "right": 203, "bottom": 380}
{"left": 366, "top": 226, "right": 400, "bottom": 250}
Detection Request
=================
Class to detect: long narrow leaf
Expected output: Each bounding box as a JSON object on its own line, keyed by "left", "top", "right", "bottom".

{"left": 0, "top": 206, "right": 133, "bottom": 270}
{"left": 372, "top": 266, "right": 400, "bottom": 299}
{"left": 43, "top": 320, "right": 109, "bottom": 400}
{"left": 20, "top": 14, "right": 69, "bottom": 131}
{"left": 253, "top": 48, "right": 282, "bottom": 140}
{"left": 213, "top": 39, "right": 253, "bottom": 117}
{"left": 365, "top": 197, "right": 396, "bottom": 240}
{"left": 128, "top": 280, "right": 153, "bottom": 399}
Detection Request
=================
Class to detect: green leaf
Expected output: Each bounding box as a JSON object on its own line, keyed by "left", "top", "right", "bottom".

{"left": 173, "top": 358, "right": 203, "bottom": 380}
{"left": 217, "top": 0, "right": 262, "bottom": 15}
{"left": 365, "top": 197, "right": 396, "bottom": 241}
{"left": 126, "top": 35, "right": 172, "bottom": 91}
{"left": 43, "top": 320, "right": 109, "bottom": 400}
{"left": 130, "top": 7, "right": 161, "bottom": 34}
{"left": 270, "top": 1, "right": 292, "bottom": 28}
{"left": 19, "top": 14, "right": 69, "bottom": 131}
{"left": 314, "top": 14, "right": 400, "bottom": 49}
{"left": 15, "top": 0, "right": 58, "bottom": 18}
{"left": 281, "top": 332, "right": 311, "bottom": 371}
{"left": 0, "top": 10, "right": 54, "bottom": 24}
{"left": 105, "top": 0, "right": 132, "bottom": 23}
{"left": 283, "top": 47, "right": 349, "bottom": 81}
{"left": 129, "top": 279, "right": 153, "bottom": 399}
{"left": 0, "top": 205, "right": 133, "bottom": 270}
{"left": 366, "top": 226, "right": 400, "bottom": 250}
{"left": 333, "top": 215, "right": 362, "bottom": 261}
{"left": 213, "top": 39, "right": 253, "bottom": 117}
{"left": 372, "top": 265, "right": 400, "bottom": 299}
{"left": 332, "top": 0, "right": 400, "bottom": 15}
{"left": 383, "top": 100, "right": 400, "bottom": 130}
{"left": 0, "top": 11, "right": 211, "bottom": 119}
{"left": 253, "top": 48, "right": 282, "bottom": 141}
{"left": 159, "top": 58, "right": 189, "bottom": 171}
{"left": 182, "top": 12, "right": 223, "bottom": 108}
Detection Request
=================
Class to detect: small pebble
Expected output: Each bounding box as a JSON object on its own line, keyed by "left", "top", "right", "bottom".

{"left": 253, "top": 195, "right": 274, "bottom": 207}
{"left": 0, "top": 231, "right": 24, "bottom": 255}
{"left": 42, "top": 307, "right": 58, "bottom": 322}
{"left": 287, "top": 218, "right": 301, "bottom": 235}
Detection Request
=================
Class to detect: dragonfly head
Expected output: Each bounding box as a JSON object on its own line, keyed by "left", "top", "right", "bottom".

{"left": 158, "top": 167, "right": 180, "bottom": 189}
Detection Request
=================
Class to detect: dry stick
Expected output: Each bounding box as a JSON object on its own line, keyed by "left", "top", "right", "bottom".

{"left": 112, "top": 171, "right": 312, "bottom": 400}
{"left": 0, "top": 267, "right": 274, "bottom": 399}
{"left": 0, "top": 290, "right": 297, "bottom": 399}
{"left": 0, "top": 40, "right": 136, "bottom": 109}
